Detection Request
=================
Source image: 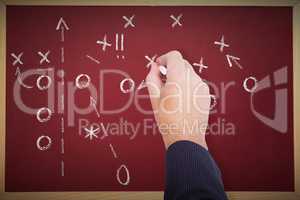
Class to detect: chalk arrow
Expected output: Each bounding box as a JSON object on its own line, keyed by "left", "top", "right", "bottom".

{"left": 90, "top": 96, "right": 100, "bottom": 118}
{"left": 226, "top": 54, "right": 243, "bottom": 69}
{"left": 56, "top": 17, "right": 69, "bottom": 42}
{"left": 15, "top": 66, "right": 21, "bottom": 76}
{"left": 15, "top": 67, "right": 33, "bottom": 89}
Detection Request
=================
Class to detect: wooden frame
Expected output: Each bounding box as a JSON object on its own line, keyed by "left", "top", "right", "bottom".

{"left": 0, "top": 0, "right": 299, "bottom": 199}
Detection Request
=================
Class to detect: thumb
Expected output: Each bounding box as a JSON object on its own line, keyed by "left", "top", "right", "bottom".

{"left": 146, "top": 62, "right": 162, "bottom": 112}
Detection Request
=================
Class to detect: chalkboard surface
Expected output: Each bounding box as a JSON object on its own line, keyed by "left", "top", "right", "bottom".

{"left": 6, "top": 6, "right": 293, "bottom": 191}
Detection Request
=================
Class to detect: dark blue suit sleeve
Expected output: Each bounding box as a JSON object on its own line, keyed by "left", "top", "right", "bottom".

{"left": 164, "top": 141, "right": 228, "bottom": 200}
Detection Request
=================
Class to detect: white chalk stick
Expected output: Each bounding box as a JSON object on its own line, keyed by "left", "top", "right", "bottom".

{"left": 159, "top": 65, "right": 167, "bottom": 76}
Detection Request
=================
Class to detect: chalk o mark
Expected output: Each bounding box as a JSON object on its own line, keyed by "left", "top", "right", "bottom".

{"left": 116, "top": 164, "right": 130, "bottom": 186}
{"left": 75, "top": 74, "right": 91, "bottom": 89}
{"left": 243, "top": 76, "right": 258, "bottom": 93}
{"left": 209, "top": 95, "right": 217, "bottom": 110}
{"left": 36, "top": 107, "right": 52, "bottom": 123}
{"left": 36, "top": 75, "right": 52, "bottom": 90}
{"left": 36, "top": 135, "right": 52, "bottom": 151}
{"left": 120, "top": 78, "right": 135, "bottom": 93}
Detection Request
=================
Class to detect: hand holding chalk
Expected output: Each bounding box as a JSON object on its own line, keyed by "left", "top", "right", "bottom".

{"left": 146, "top": 50, "right": 210, "bottom": 150}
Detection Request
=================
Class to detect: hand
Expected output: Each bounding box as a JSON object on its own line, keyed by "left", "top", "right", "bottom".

{"left": 146, "top": 50, "right": 211, "bottom": 150}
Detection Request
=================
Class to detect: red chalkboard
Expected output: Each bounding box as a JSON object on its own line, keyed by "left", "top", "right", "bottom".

{"left": 6, "top": 6, "right": 294, "bottom": 191}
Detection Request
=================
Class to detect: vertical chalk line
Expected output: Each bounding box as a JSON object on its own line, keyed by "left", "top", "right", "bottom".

{"left": 121, "top": 34, "right": 124, "bottom": 51}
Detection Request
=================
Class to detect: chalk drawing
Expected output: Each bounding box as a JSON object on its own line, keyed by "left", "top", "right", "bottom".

{"left": 61, "top": 117, "right": 64, "bottom": 134}
{"left": 170, "top": 14, "right": 183, "bottom": 28}
{"left": 38, "top": 51, "right": 50, "bottom": 64}
{"left": 61, "top": 138, "right": 64, "bottom": 154}
{"left": 116, "top": 55, "right": 125, "bottom": 60}
{"left": 116, "top": 164, "right": 130, "bottom": 186}
{"left": 123, "top": 15, "right": 135, "bottom": 28}
{"left": 145, "top": 55, "right": 157, "bottom": 68}
{"left": 193, "top": 57, "right": 208, "bottom": 73}
{"left": 120, "top": 78, "right": 135, "bottom": 93}
{"left": 214, "top": 35, "right": 229, "bottom": 52}
{"left": 109, "top": 143, "right": 118, "bottom": 159}
{"left": 115, "top": 33, "right": 124, "bottom": 51}
{"left": 11, "top": 52, "right": 23, "bottom": 66}
{"left": 15, "top": 67, "right": 33, "bottom": 89}
{"left": 75, "top": 74, "right": 90, "bottom": 89}
{"left": 86, "top": 55, "right": 100, "bottom": 64}
{"left": 243, "top": 76, "right": 258, "bottom": 93}
{"left": 61, "top": 160, "right": 64, "bottom": 177}
{"left": 61, "top": 47, "right": 64, "bottom": 63}
{"left": 36, "top": 107, "right": 52, "bottom": 123}
{"left": 36, "top": 135, "right": 52, "bottom": 151}
{"left": 96, "top": 35, "right": 112, "bottom": 51}
{"left": 56, "top": 17, "right": 69, "bottom": 42}
{"left": 90, "top": 96, "right": 101, "bottom": 118}
{"left": 100, "top": 123, "right": 109, "bottom": 140}
{"left": 36, "top": 75, "right": 52, "bottom": 90}
{"left": 84, "top": 125, "right": 100, "bottom": 140}
{"left": 137, "top": 80, "right": 147, "bottom": 90}
{"left": 226, "top": 54, "right": 243, "bottom": 69}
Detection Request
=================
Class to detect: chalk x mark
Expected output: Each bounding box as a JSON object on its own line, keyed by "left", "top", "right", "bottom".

{"left": 214, "top": 35, "right": 229, "bottom": 52}
{"left": 123, "top": 15, "right": 135, "bottom": 28}
{"left": 11, "top": 52, "right": 23, "bottom": 66}
{"left": 145, "top": 55, "right": 157, "bottom": 68}
{"left": 170, "top": 14, "right": 183, "bottom": 28}
{"left": 193, "top": 57, "right": 208, "bottom": 73}
{"left": 97, "top": 35, "right": 112, "bottom": 51}
{"left": 38, "top": 51, "right": 50, "bottom": 64}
